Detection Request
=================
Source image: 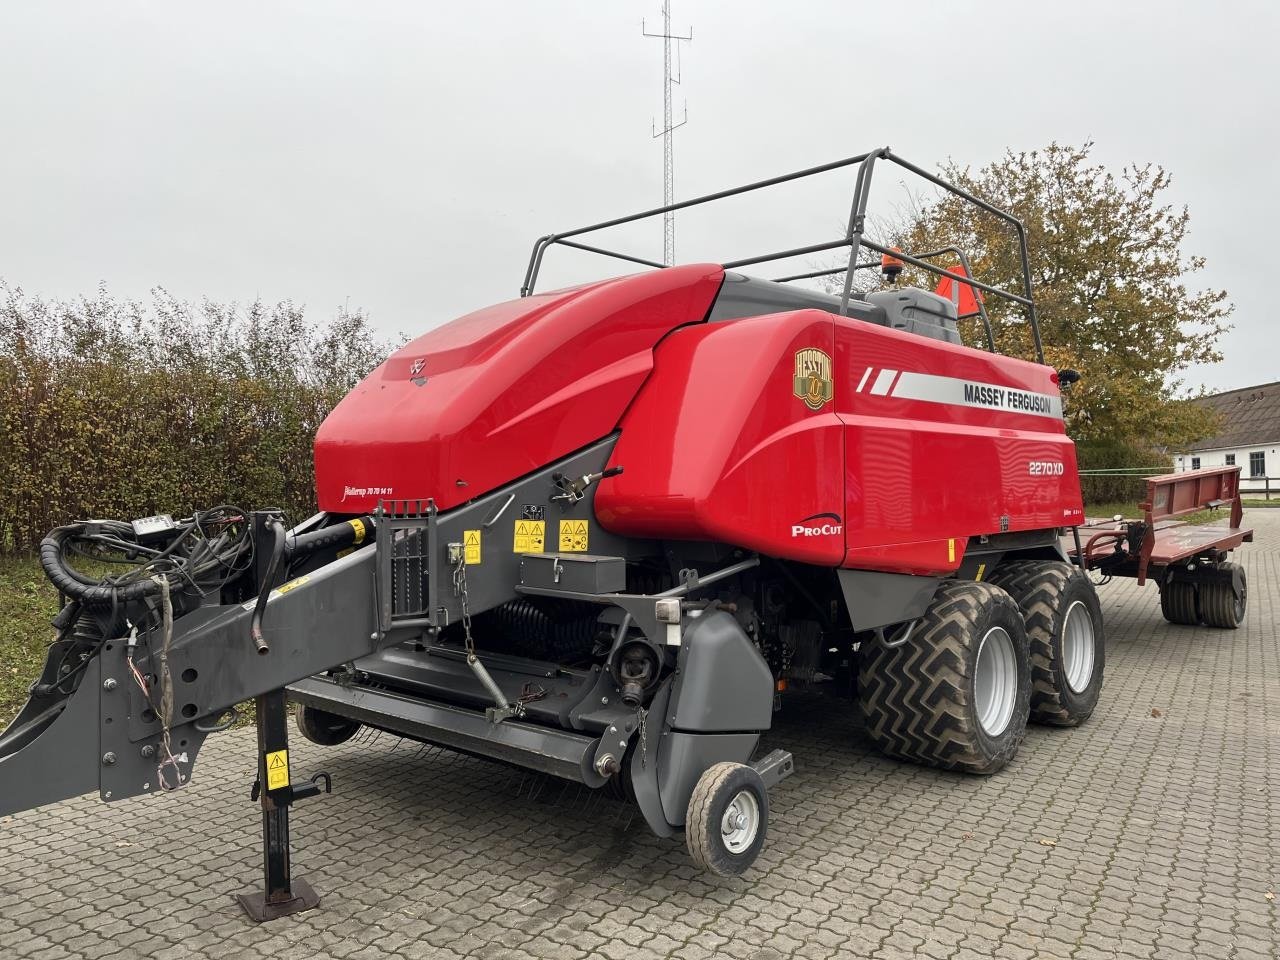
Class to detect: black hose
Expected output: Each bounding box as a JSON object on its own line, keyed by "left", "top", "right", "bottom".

{"left": 39, "top": 526, "right": 160, "bottom": 605}
{"left": 250, "top": 519, "right": 286, "bottom": 655}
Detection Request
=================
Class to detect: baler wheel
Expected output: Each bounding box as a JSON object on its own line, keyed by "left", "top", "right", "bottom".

{"left": 295, "top": 704, "right": 362, "bottom": 746}
{"left": 1200, "top": 562, "right": 1247, "bottom": 629}
{"left": 685, "top": 762, "right": 769, "bottom": 877}
{"left": 984, "top": 561, "right": 1105, "bottom": 727}
{"left": 1159, "top": 580, "right": 1199, "bottom": 626}
{"left": 857, "top": 581, "right": 1030, "bottom": 775}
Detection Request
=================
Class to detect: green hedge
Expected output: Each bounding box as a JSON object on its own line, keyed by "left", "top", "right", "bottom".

{"left": 0, "top": 283, "right": 398, "bottom": 554}
{"left": 1076, "top": 439, "right": 1172, "bottom": 505}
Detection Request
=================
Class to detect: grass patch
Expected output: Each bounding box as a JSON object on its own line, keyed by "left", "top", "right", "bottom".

{"left": 0, "top": 556, "right": 61, "bottom": 727}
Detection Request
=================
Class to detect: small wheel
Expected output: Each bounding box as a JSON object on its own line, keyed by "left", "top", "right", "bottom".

{"left": 1159, "top": 580, "right": 1199, "bottom": 626}
{"left": 686, "top": 762, "right": 769, "bottom": 877}
{"left": 295, "top": 704, "right": 361, "bottom": 746}
{"left": 985, "top": 561, "right": 1105, "bottom": 727}
{"left": 1200, "top": 562, "right": 1247, "bottom": 629}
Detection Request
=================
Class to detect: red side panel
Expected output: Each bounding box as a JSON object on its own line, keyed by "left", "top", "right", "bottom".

{"left": 836, "top": 318, "right": 1082, "bottom": 575}
{"left": 598, "top": 306, "right": 1081, "bottom": 575}
{"left": 595, "top": 310, "right": 845, "bottom": 564}
{"left": 314, "top": 264, "right": 724, "bottom": 513}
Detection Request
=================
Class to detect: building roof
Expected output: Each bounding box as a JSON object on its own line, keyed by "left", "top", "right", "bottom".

{"left": 1189, "top": 380, "right": 1280, "bottom": 452}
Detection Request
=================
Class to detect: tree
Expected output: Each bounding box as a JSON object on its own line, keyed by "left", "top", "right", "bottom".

{"left": 877, "top": 142, "right": 1230, "bottom": 452}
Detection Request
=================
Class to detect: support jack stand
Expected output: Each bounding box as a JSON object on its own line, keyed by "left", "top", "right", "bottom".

{"left": 235, "top": 685, "right": 331, "bottom": 922}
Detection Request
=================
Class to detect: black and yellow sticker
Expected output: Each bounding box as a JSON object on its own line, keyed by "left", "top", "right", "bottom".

{"left": 265, "top": 749, "right": 289, "bottom": 790}
{"left": 275, "top": 575, "right": 309, "bottom": 596}
{"left": 558, "top": 519, "right": 589, "bottom": 552}
{"left": 463, "top": 529, "right": 482, "bottom": 565}
{"left": 513, "top": 520, "right": 545, "bottom": 553}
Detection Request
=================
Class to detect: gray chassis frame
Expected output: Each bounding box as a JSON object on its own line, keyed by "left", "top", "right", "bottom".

{"left": 0, "top": 438, "right": 797, "bottom": 838}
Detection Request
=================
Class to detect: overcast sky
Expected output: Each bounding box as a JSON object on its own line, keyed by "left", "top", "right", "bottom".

{"left": 2, "top": 1, "right": 1275, "bottom": 392}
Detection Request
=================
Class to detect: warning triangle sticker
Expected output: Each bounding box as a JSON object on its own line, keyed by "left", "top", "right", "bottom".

{"left": 268, "top": 754, "right": 286, "bottom": 769}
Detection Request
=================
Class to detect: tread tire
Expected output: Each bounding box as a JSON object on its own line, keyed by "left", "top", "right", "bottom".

{"left": 686, "top": 762, "right": 768, "bottom": 877}
{"left": 295, "top": 704, "right": 362, "bottom": 746}
{"left": 1159, "top": 580, "right": 1199, "bottom": 626}
{"left": 1200, "top": 562, "right": 1247, "bottom": 629}
{"left": 984, "top": 561, "right": 1105, "bottom": 727}
{"left": 857, "top": 580, "right": 1031, "bottom": 775}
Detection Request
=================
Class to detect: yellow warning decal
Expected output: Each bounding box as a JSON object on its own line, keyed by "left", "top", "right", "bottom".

{"left": 275, "top": 575, "right": 310, "bottom": 596}
{"left": 265, "top": 750, "right": 289, "bottom": 791}
{"left": 559, "top": 519, "right": 589, "bottom": 552}
{"left": 463, "top": 529, "right": 482, "bottom": 565}
{"left": 975, "top": 562, "right": 986, "bottom": 582}
{"left": 513, "top": 520, "right": 545, "bottom": 553}
{"left": 348, "top": 517, "right": 367, "bottom": 545}
{"left": 947, "top": 539, "right": 956, "bottom": 564}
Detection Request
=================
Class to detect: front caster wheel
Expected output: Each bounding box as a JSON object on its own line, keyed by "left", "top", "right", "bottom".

{"left": 686, "top": 762, "right": 769, "bottom": 877}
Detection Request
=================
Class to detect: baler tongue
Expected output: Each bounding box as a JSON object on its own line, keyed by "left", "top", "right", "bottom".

{"left": 0, "top": 647, "right": 103, "bottom": 817}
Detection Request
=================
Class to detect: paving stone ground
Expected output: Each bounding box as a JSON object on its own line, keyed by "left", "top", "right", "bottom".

{"left": 2, "top": 512, "right": 1278, "bottom": 960}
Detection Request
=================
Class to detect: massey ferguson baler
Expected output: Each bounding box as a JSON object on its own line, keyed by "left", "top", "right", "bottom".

{"left": 0, "top": 149, "right": 1252, "bottom": 915}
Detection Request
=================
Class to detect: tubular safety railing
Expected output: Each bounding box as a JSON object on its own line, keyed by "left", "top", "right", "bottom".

{"left": 519, "top": 147, "right": 1043, "bottom": 363}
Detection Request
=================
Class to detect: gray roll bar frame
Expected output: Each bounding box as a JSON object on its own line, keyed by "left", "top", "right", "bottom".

{"left": 518, "top": 147, "right": 1042, "bottom": 364}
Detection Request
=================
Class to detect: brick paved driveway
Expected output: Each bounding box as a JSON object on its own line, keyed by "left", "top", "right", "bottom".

{"left": 2, "top": 512, "right": 1277, "bottom": 960}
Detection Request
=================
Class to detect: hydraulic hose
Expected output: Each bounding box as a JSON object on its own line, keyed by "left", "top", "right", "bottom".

{"left": 249, "top": 519, "right": 286, "bottom": 656}
{"left": 39, "top": 525, "right": 160, "bottom": 605}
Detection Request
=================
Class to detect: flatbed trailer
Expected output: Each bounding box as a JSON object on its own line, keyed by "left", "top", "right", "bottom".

{"left": 1066, "top": 465, "right": 1253, "bottom": 627}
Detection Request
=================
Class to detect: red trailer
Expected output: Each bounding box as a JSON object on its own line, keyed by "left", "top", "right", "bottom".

{"left": 1070, "top": 466, "right": 1252, "bottom": 627}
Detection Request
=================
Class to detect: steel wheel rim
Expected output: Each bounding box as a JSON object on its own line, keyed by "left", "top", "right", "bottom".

{"left": 721, "top": 789, "right": 760, "bottom": 854}
{"left": 975, "top": 626, "right": 1017, "bottom": 736}
{"left": 1062, "top": 600, "right": 1096, "bottom": 693}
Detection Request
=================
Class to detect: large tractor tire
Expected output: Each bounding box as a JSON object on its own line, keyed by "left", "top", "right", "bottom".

{"left": 1199, "top": 561, "right": 1247, "bottom": 629}
{"left": 1159, "top": 580, "right": 1199, "bottom": 626}
{"left": 985, "top": 561, "right": 1105, "bottom": 727}
{"left": 857, "top": 580, "right": 1031, "bottom": 775}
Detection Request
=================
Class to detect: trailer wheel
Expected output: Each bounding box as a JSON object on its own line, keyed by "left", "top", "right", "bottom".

{"left": 1200, "top": 562, "right": 1247, "bottom": 629}
{"left": 857, "top": 581, "right": 1031, "bottom": 775}
{"left": 1159, "top": 580, "right": 1199, "bottom": 626}
{"left": 295, "top": 704, "right": 361, "bottom": 746}
{"left": 685, "top": 762, "right": 768, "bottom": 877}
{"left": 984, "top": 561, "right": 1105, "bottom": 727}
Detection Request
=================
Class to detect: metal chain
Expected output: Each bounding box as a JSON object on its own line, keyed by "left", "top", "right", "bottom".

{"left": 452, "top": 554, "right": 475, "bottom": 657}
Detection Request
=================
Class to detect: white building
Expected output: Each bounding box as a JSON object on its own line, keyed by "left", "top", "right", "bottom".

{"left": 1174, "top": 381, "right": 1280, "bottom": 497}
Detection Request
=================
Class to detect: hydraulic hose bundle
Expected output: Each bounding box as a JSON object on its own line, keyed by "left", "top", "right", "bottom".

{"left": 38, "top": 506, "right": 254, "bottom": 608}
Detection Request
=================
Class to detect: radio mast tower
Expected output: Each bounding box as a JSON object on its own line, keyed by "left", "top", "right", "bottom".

{"left": 643, "top": 2, "right": 691, "bottom": 266}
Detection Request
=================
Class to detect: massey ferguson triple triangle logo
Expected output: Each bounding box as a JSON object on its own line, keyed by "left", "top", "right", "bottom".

{"left": 793, "top": 348, "right": 833, "bottom": 410}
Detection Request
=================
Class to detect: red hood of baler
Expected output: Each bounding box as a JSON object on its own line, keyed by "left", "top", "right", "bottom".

{"left": 313, "top": 264, "right": 724, "bottom": 514}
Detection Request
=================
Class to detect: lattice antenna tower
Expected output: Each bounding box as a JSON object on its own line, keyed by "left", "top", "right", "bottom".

{"left": 643, "top": 2, "right": 692, "bottom": 266}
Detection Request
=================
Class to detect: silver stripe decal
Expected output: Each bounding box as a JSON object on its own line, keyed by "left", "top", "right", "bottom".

{"left": 869, "top": 368, "right": 897, "bottom": 396}
{"left": 856, "top": 366, "right": 873, "bottom": 393}
{"left": 888, "top": 370, "right": 1063, "bottom": 419}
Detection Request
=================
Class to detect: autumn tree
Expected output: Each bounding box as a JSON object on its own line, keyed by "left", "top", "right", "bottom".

{"left": 878, "top": 142, "right": 1229, "bottom": 453}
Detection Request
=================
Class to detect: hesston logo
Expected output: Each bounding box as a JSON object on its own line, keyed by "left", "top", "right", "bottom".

{"left": 791, "top": 512, "right": 843, "bottom": 538}
{"left": 793, "top": 348, "right": 833, "bottom": 410}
